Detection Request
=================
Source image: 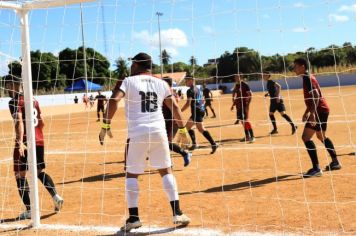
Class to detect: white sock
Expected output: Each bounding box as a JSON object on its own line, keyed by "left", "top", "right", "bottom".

{"left": 162, "top": 174, "right": 179, "bottom": 201}
{"left": 126, "top": 178, "right": 139, "bottom": 208}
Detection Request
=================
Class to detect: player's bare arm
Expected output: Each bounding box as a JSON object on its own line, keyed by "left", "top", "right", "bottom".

{"left": 181, "top": 97, "right": 191, "bottom": 112}
{"left": 305, "top": 89, "right": 320, "bottom": 126}
{"left": 99, "top": 90, "right": 124, "bottom": 145}
{"left": 164, "top": 96, "right": 186, "bottom": 128}
{"left": 14, "top": 111, "right": 26, "bottom": 156}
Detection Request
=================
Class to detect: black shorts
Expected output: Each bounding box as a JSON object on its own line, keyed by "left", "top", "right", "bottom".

{"left": 236, "top": 106, "right": 249, "bottom": 121}
{"left": 269, "top": 100, "right": 286, "bottom": 113}
{"left": 97, "top": 105, "right": 105, "bottom": 113}
{"left": 305, "top": 112, "right": 329, "bottom": 131}
{"left": 13, "top": 146, "right": 45, "bottom": 172}
{"left": 190, "top": 108, "right": 205, "bottom": 122}
{"left": 165, "top": 120, "right": 178, "bottom": 140}
{"left": 205, "top": 99, "right": 212, "bottom": 106}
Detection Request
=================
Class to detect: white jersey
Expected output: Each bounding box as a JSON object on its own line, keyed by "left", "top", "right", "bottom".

{"left": 119, "top": 73, "right": 171, "bottom": 138}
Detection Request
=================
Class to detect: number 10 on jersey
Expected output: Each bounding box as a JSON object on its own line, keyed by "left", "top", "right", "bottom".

{"left": 139, "top": 91, "right": 158, "bottom": 113}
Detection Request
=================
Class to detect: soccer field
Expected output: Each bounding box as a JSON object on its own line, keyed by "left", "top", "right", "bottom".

{"left": 1, "top": 85, "right": 356, "bottom": 235}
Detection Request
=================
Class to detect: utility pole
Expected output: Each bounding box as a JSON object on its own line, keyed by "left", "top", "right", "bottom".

{"left": 156, "top": 12, "right": 163, "bottom": 77}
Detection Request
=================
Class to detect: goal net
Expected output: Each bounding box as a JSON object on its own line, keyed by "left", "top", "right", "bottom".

{"left": 0, "top": 0, "right": 356, "bottom": 235}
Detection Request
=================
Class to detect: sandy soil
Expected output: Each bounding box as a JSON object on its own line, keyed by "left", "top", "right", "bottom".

{"left": 0, "top": 85, "right": 356, "bottom": 235}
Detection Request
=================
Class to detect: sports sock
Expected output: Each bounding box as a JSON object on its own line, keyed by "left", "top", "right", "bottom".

{"left": 282, "top": 114, "right": 294, "bottom": 126}
{"left": 16, "top": 177, "right": 31, "bottom": 211}
{"left": 269, "top": 114, "right": 277, "bottom": 130}
{"left": 38, "top": 172, "right": 57, "bottom": 197}
{"left": 205, "top": 108, "right": 208, "bottom": 117}
{"left": 244, "top": 129, "right": 250, "bottom": 139}
{"left": 169, "top": 142, "right": 187, "bottom": 157}
{"left": 202, "top": 130, "right": 216, "bottom": 145}
{"left": 188, "top": 129, "right": 196, "bottom": 145}
{"left": 249, "top": 129, "right": 254, "bottom": 138}
{"left": 304, "top": 140, "right": 320, "bottom": 170}
{"left": 128, "top": 207, "right": 139, "bottom": 222}
{"left": 126, "top": 178, "right": 139, "bottom": 208}
{"left": 162, "top": 174, "right": 182, "bottom": 216}
{"left": 211, "top": 108, "right": 216, "bottom": 117}
{"left": 323, "top": 138, "right": 338, "bottom": 161}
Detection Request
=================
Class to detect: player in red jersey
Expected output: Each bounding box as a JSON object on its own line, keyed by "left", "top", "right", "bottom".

{"left": 95, "top": 91, "right": 107, "bottom": 122}
{"left": 5, "top": 77, "right": 63, "bottom": 220}
{"left": 230, "top": 74, "right": 255, "bottom": 143}
{"left": 294, "top": 58, "right": 341, "bottom": 178}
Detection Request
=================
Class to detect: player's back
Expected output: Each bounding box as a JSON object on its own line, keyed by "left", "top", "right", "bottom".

{"left": 120, "top": 74, "right": 171, "bottom": 137}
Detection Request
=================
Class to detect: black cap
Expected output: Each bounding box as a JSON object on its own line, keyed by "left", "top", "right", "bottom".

{"left": 131, "top": 52, "right": 152, "bottom": 69}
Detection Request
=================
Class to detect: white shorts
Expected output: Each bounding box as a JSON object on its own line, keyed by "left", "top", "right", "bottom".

{"left": 125, "top": 132, "right": 171, "bottom": 174}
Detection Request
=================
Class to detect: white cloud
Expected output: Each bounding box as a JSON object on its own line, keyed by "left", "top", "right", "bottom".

{"left": 292, "top": 27, "right": 309, "bottom": 33}
{"left": 293, "top": 2, "right": 306, "bottom": 8}
{"left": 133, "top": 28, "right": 188, "bottom": 56}
{"left": 339, "top": 4, "right": 356, "bottom": 13}
{"left": 202, "top": 26, "right": 214, "bottom": 35}
{"left": 329, "top": 14, "right": 349, "bottom": 22}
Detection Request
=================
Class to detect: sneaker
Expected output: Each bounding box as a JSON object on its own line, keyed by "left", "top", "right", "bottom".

{"left": 269, "top": 129, "right": 278, "bottom": 135}
{"left": 189, "top": 144, "right": 197, "bottom": 151}
{"left": 292, "top": 125, "right": 297, "bottom": 135}
{"left": 183, "top": 152, "right": 192, "bottom": 167}
{"left": 173, "top": 213, "right": 190, "bottom": 225}
{"left": 120, "top": 219, "right": 142, "bottom": 232}
{"left": 53, "top": 195, "right": 64, "bottom": 212}
{"left": 211, "top": 144, "right": 218, "bottom": 154}
{"left": 18, "top": 210, "right": 31, "bottom": 220}
{"left": 325, "top": 161, "right": 342, "bottom": 171}
{"left": 211, "top": 115, "right": 216, "bottom": 118}
{"left": 234, "top": 120, "right": 240, "bottom": 125}
{"left": 249, "top": 137, "right": 256, "bottom": 143}
{"left": 303, "top": 168, "right": 323, "bottom": 178}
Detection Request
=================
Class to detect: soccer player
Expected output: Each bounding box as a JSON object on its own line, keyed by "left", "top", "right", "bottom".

{"left": 162, "top": 77, "right": 191, "bottom": 167}
{"left": 99, "top": 53, "right": 190, "bottom": 232}
{"left": 202, "top": 83, "right": 216, "bottom": 118}
{"left": 230, "top": 74, "right": 255, "bottom": 143}
{"left": 263, "top": 72, "right": 297, "bottom": 135}
{"left": 294, "top": 58, "right": 341, "bottom": 177}
{"left": 94, "top": 91, "right": 107, "bottom": 122}
{"left": 181, "top": 77, "right": 218, "bottom": 153}
{"left": 5, "top": 77, "right": 63, "bottom": 220}
{"left": 82, "top": 94, "right": 89, "bottom": 108}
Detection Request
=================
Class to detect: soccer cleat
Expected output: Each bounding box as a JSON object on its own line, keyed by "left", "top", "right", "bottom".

{"left": 120, "top": 219, "right": 142, "bottom": 232}
{"left": 303, "top": 168, "right": 323, "bottom": 178}
{"left": 183, "top": 152, "right": 192, "bottom": 167}
{"left": 325, "top": 161, "right": 342, "bottom": 171}
{"left": 211, "top": 115, "right": 216, "bottom": 118}
{"left": 18, "top": 210, "right": 31, "bottom": 220}
{"left": 234, "top": 120, "right": 240, "bottom": 125}
{"left": 211, "top": 144, "right": 218, "bottom": 154}
{"left": 249, "top": 137, "right": 256, "bottom": 143}
{"left": 269, "top": 129, "right": 278, "bottom": 135}
{"left": 53, "top": 195, "right": 64, "bottom": 212}
{"left": 173, "top": 213, "right": 190, "bottom": 225}
{"left": 292, "top": 125, "right": 297, "bottom": 135}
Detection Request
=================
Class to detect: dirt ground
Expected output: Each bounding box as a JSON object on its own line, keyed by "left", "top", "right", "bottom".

{"left": 0, "top": 85, "right": 356, "bottom": 235}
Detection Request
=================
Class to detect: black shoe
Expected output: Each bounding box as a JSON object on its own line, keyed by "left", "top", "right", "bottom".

{"left": 292, "top": 125, "right": 297, "bottom": 135}
{"left": 211, "top": 115, "right": 216, "bottom": 118}
{"left": 234, "top": 120, "right": 240, "bottom": 125}
{"left": 211, "top": 144, "right": 218, "bottom": 154}
{"left": 183, "top": 152, "right": 192, "bottom": 167}
{"left": 325, "top": 161, "right": 342, "bottom": 171}
{"left": 269, "top": 129, "right": 278, "bottom": 135}
{"left": 189, "top": 144, "right": 197, "bottom": 151}
{"left": 303, "top": 168, "right": 323, "bottom": 178}
{"left": 120, "top": 218, "right": 142, "bottom": 232}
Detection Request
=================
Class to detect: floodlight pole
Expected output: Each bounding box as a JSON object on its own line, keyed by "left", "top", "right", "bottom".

{"left": 18, "top": 9, "right": 41, "bottom": 227}
{"left": 156, "top": 12, "right": 163, "bottom": 78}
{"left": 80, "top": 3, "right": 88, "bottom": 95}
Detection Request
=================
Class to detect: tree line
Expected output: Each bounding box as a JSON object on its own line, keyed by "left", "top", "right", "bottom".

{"left": 1, "top": 42, "right": 356, "bottom": 92}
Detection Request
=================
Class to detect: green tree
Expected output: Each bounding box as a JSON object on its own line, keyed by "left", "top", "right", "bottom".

{"left": 161, "top": 49, "right": 171, "bottom": 65}
{"left": 114, "top": 57, "right": 129, "bottom": 78}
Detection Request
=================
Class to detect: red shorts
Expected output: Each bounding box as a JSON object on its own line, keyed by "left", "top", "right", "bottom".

{"left": 305, "top": 112, "right": 329, "bottom": 131}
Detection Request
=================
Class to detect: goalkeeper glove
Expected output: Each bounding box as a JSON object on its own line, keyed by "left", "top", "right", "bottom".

{"left": 99, "top": 123, "right": 113, "bottom": 145}
{"left": 176, "top": 127, "right": 191, "bottom": 149}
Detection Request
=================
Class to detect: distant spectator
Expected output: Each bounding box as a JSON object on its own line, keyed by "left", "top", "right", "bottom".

{"left": 83, "top": 94, "right": 89, "bottom": 108}
{"left": 74, "top": 96, "right": 79, "bottom": 104}
{"left": 89, "top": 94, "right": 95, "bottom": 108}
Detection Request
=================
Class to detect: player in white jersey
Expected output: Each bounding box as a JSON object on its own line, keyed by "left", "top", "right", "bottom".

{"left": 99, "top": 53, "right": 190, "bottom": 232}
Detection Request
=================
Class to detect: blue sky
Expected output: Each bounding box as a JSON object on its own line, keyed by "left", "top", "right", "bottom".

{"left": 0, "top": 0, "right": 356, "bottom": 75}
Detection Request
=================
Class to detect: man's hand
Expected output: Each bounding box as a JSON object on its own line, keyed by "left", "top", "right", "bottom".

{"left": 176, "top": 127, "right": 191, "bottom": 149}
{"left": 18, "top": 142, "right": 27, "bottom": 157}
{"left": 99, "top": 123, "right": 113, "bottom": 145}
{"left": 307, "top": 113, "right": 317, "bottom": 127}
{"left": 302, "top": 112, "right": 309, "bottom": 123}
